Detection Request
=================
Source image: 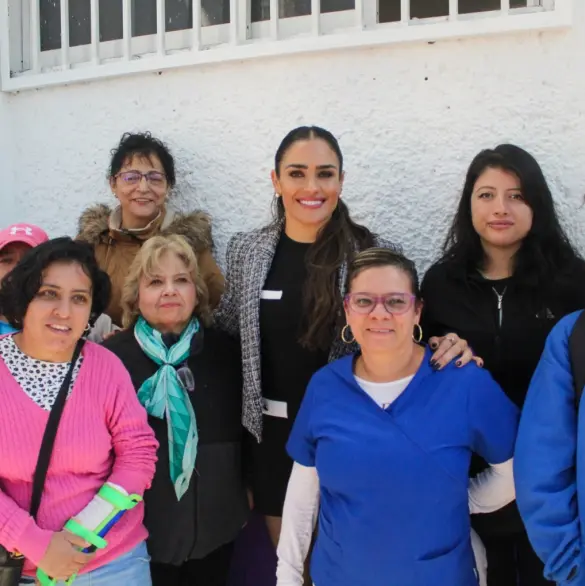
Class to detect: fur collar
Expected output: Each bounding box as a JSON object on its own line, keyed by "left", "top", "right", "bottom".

{"left": 77, "top": 204, "right": 214, "bottom": 252}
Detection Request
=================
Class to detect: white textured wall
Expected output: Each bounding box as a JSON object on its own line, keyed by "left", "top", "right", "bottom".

{"left": 0, "top": 92, "right": 17, "bottom": 226}
{"left": 1, "top": 4, "right": 585, "bottom": 274}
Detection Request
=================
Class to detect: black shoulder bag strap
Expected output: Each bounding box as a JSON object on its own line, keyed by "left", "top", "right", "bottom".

{"left": 29, "top": 338, "right": 85, "bottom": 519}
{"left": 569, "top": 311, "right": 585, "bottom": 409}
{"left": 0, "top": 339, "right": 85, "bottom": 586}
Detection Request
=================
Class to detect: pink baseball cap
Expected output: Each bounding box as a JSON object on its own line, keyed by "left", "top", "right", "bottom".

{"left": 0, "top": 223, "right": 49, "bottom": 252}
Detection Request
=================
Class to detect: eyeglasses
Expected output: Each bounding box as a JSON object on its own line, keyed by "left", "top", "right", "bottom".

{"left": 116, "top": 170, "right": 167, "bottom": 188}
{"left": 344, "top": 292, "right": 416, "bottom": 315}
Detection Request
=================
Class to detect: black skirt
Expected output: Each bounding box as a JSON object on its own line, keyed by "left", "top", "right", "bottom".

{"left": 249, "top": 413, "right": 295, "bottom": 517}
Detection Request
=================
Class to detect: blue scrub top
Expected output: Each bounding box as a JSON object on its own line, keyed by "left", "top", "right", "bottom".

{"left": 287, "top": 347, "right": 519, "bottom": 586}
{"left": 0, "top": 321, "right": 17, "bottom": 336}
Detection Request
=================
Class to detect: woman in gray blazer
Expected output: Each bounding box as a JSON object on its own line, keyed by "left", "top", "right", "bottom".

{"left": 214, "top": 125, "right": 474, "bottom": 550}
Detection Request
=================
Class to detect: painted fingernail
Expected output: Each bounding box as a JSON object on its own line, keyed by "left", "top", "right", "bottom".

{"left": 430, "top": 359, "right": 437, "bottom": 367}
{"left": 432, "top": 362, "right": 441, "bottom": 371}
{"left": 456, "top": 360, "right": 462, "bottom": 367}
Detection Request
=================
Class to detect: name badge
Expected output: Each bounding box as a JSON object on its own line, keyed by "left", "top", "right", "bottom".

{"left": 262, "top": 398, "right": 288, "bottom": 419}
{"left": 261, "top": 290, "right": 283, "bottom": 300}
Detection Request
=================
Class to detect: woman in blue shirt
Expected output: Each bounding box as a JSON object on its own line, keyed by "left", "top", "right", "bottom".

{"left": 515, "top": 311, "right": 585, "bottom": 585}
{"left": 276, "top": 247, "right": 519, "bottom": 586}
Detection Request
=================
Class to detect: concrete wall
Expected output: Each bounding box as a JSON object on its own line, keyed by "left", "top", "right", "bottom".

{"left": 0, "top": 92, "right": 17, "bottom": 226}
{"left": 1, "top": 3, "right": 584, "bottom": 272}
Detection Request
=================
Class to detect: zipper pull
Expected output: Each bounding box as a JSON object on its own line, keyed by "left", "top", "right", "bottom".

{"left": 492, "top": 286, "right": 507, "bottom": 329}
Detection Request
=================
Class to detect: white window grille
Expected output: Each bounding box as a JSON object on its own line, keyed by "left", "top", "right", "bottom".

{"left": 0, "top": 0, "right": 572, "bottom": 92}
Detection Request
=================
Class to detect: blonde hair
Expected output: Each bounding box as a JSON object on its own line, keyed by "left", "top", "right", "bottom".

{"left": 121, "top": 234, "right": 211, "bottom": 328}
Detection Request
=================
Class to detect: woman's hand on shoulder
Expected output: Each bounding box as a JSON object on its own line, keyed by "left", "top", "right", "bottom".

{"left": 37, "top": 530, "right": 95, "bottom": 580}
{"left": 428, "top": 334, "right": 484, "bottom": 370}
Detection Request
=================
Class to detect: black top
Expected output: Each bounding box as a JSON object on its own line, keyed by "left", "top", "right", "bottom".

{"left": 260, "top": 232, "right": 330, "bottom": 421}
{"left": 251, "top": 233, "right": 330, "bottom": 516}
{"left": 421, "top": 259, "right": 585, "bottom": 535}
{"left": 421, "top": 262, "right": 585, "bottom": 408}
{"left": 103, "top": 325, "right": 248, "bottom": 564}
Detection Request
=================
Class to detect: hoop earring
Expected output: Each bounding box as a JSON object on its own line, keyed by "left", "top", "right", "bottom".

{"left": 413, "top": 323, "right": 423, "bottom": 344}
{"left": 341, "top": 324, "right": 355, "bottom": 344}
{"left": 84, "top": 323, "right": 91, "bottom": 335}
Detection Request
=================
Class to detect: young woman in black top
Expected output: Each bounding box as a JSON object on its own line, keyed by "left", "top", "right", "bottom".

{"left": 421, "top": 144, "right": 585, "bottom": 586}
{"left": 214, "top": 125, "right": 475, "bottom": 551}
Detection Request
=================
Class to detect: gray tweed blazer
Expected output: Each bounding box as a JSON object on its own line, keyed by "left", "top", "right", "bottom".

{"left": 213, "top": 221, "right": 399, "bottom": 440}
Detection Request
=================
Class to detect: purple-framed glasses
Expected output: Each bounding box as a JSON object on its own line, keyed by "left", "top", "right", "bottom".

{"left": 344, "top": 292, "right": 416, "bottom": 315}
{"left": 116, "top": 170, "right": 167, "bottom": 187}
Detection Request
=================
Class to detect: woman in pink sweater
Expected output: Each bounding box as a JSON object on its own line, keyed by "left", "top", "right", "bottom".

{"left": 0, "top": 238, "right": 158, "bottom": 586}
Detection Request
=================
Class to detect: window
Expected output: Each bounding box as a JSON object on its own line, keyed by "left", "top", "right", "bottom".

{"left": 252, "top": 0, "right": 356, "bottom": 20}
{"left": 39, "top": 0, "right": 358, "bottom": 51}
{"left": 39, "top": 0, "right": 232, "bottom": 51}
{"left": 0, "top": 0, "right": 571, "bottom": 92}
{"left": 379, "top": 0, "right": 539, "bottom": 22}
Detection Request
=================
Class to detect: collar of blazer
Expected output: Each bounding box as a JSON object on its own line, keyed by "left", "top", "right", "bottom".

{"left": 257, "top": 219, "right": 284, "bottom": 256}
{"left": 256, "top": 218, "right": 354, "bottom": 296}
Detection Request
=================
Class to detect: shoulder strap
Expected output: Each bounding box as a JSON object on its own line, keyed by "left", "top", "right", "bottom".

{"left": 29, "top": 339, "right": 85, "bottom": 519}
{"left": 569, "top": 311, "right": 585, "bottom": 409}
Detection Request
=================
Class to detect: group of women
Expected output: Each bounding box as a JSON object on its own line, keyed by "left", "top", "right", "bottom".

{"left": 0, "top": 125, "right": 583, "bottom": 586}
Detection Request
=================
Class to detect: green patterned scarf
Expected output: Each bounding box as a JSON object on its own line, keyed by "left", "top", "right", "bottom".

{"left": 134, "top": 316, "right": 199, "bottom": 500}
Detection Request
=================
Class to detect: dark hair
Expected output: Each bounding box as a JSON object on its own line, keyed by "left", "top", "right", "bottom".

{"left": 0, "top": 237, "right": 111, "bottom": 329}
{"left": 271, "top": 125, "right": 376, "bottom": 351}
{"left": 109, "top": 132, "right": 176, "bottom": 188}
{"left": 347, "top": 248, "right": 421, "bottom": 300}
{"left": 441, "top": 144, "right": 581, "bottom": 291}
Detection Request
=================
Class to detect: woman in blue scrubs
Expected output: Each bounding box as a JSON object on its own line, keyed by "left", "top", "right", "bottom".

{"left": 276, "top": 247, "right": 519, "bottom": 586}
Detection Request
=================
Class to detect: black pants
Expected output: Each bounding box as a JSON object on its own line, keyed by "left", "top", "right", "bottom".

{"left": 482, "top": 531, "right": 553, "bottom": 586}
{"left": 150, "top": 542, "right": 235, "bottom": 586}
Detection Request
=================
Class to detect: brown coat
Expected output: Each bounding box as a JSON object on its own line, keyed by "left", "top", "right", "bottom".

{"left": 77, "top": 204, "right": 224, "bottom": 326}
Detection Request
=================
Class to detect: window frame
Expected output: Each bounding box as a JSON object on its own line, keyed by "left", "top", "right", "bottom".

{"left": 0, "top": 0, "right": 573, "bottom": 93}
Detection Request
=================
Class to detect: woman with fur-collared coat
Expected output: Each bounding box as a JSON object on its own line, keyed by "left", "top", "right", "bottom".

{"left": 77, "top": 132, "right": 224, "bottom": 328}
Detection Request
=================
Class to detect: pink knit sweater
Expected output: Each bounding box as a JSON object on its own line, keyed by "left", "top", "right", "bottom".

{"left": 0, "top": 340, "right": 158, "bottom": 577}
